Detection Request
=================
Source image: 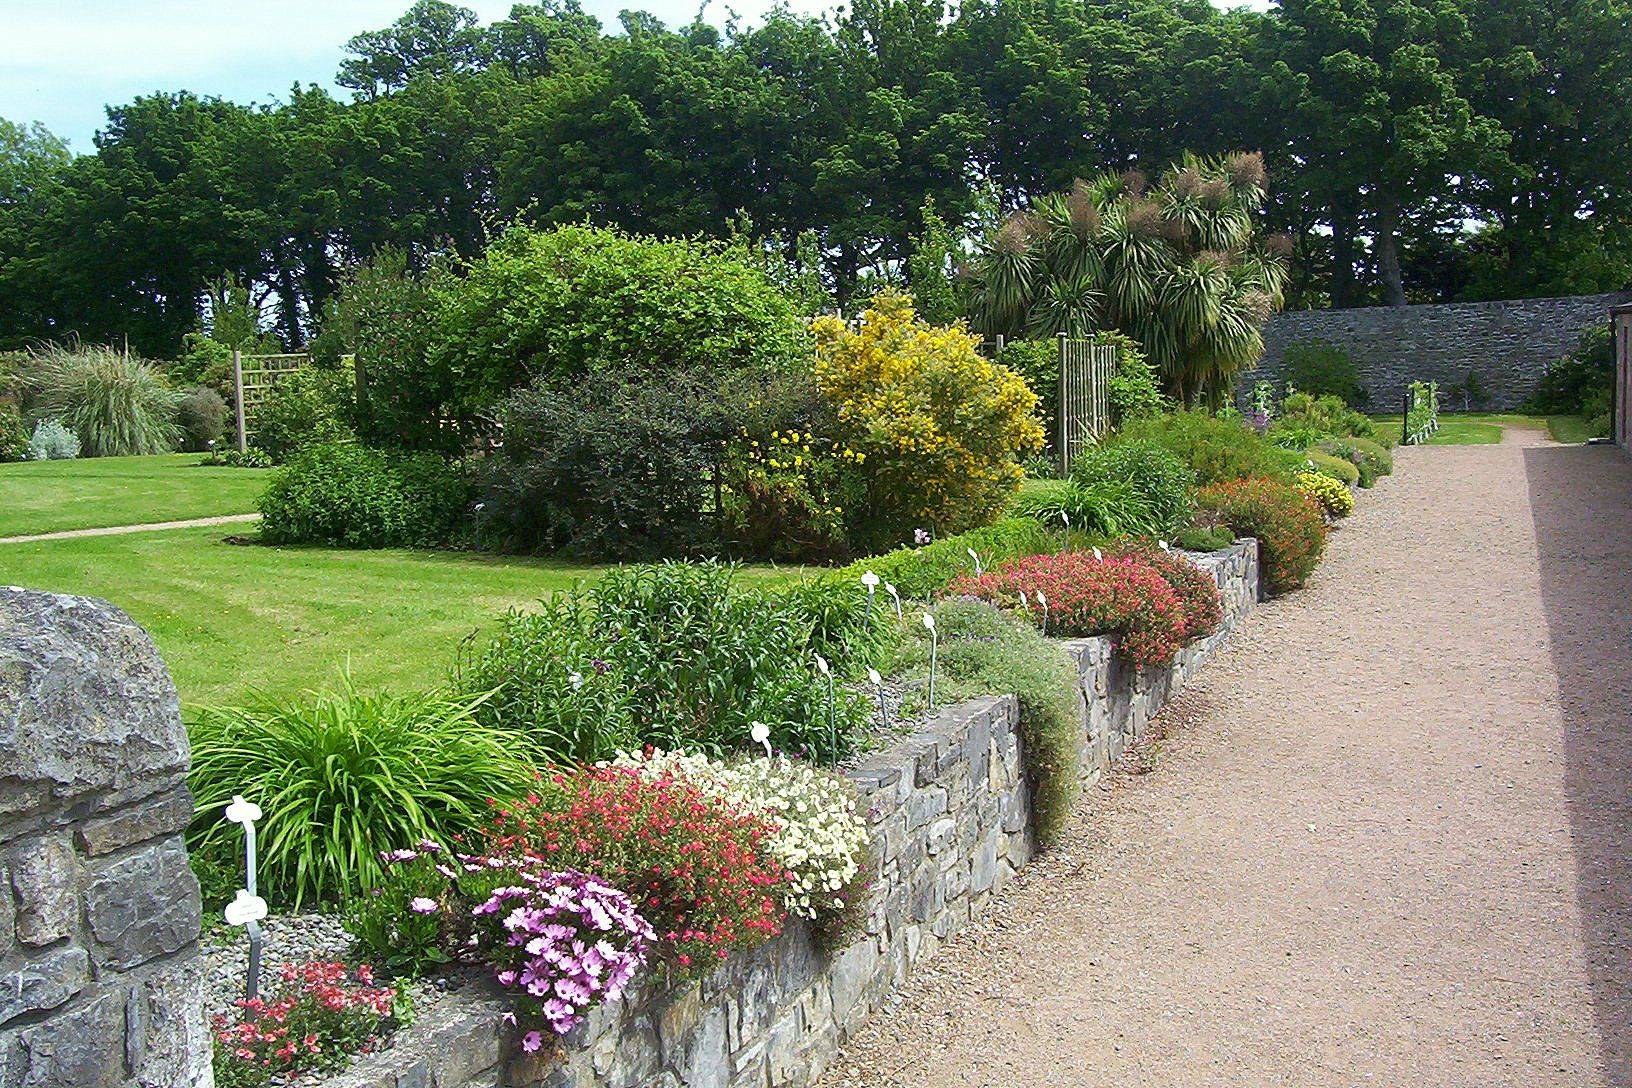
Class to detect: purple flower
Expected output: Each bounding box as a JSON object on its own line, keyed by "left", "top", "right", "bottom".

{"left": 409, "top": 897, "right": 438, "bottom": 915}
{"left": 521, "top": 1030, "right": 544, "bottom": 1053}
{"left": 914, "top": 528, "right": 931, "bottom": 545}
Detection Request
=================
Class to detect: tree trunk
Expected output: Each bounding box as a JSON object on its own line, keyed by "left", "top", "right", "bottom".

{"left": 1330, "top": 204, "right": 1359, "bottom": 308}
{"left": 1375, "top": 202, "right": 1407, "bottom": 307}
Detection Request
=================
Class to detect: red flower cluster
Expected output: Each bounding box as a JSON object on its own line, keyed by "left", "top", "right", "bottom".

{"left": 1196, "top": 476, "right": 1327, "bottom": 594}
{"left": 1103, "top": 538, "right": 1224, "bottom": 642}
{"left": 948, "top": 551, "right": 1187, "bottom": 667}
{"left": 487, "top": 766, "right": 788, "bottom": 976}
{"left": 212, "top": 961, "right": 396, "bottom": 1086}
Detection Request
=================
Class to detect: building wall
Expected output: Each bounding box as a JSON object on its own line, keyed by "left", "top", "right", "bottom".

{"left": 1239, "top": 293, "right": 1631, "bottom": 410}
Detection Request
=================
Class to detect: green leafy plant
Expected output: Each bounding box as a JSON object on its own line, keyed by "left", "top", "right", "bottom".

{"left": 1303, "top": 449, "right": 1360, "bottom": 486}
{"left": 1174, "top": 525, "right": 1236, "bottom": 552}
{"left": 1275, "top": 391, "right": 1381, "bottom": 443}
{"left": 1316, "top": 436, "right": 1392, "bottom": 487}
{"left": 0, "top": 403, "right": 29, "bottom": 462}
{"left": 1015, "top": 477, "right": 1165, "bottom": 537}
{"left": 176, "top": 386, "right": 228, "bottom": 452}
{"left": 1067, "top": 440, "right": 1194, "bottom": 534}
{"left": 258, "top": 441, "right": 468, "bottom": 548}
{"left": 26, "top": 345, "right": 182, "bottom": 456}
{"left": 253, "top": 367, "right": 354, "bottom": 461}
{"left": 28, "top": 418, "right": 79, "bottom": 460}
{"left": 888, "top": 598, "right": 1082, "bottom": 842}
{"left": 1279, "top": 340, "right": 1365, "bottom": 405}
{"left": 1111, "top": 409, "right": 1300, "bottom": 485}
{"left": 1523, "top": 325, "right": 1611, "bottom": 416}
{"left": 187, "top": 679, "right": 536, "bottom": 907}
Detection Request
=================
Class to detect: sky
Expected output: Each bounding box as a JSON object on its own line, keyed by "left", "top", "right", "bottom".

{"left": 0, "top": 0, "right": 807, "bottom": 151}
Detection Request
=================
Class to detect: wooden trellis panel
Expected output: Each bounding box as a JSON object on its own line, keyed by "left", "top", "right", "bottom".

{"left": 1056, "top": 335, "right": 1115, "bottom": 473}
{"left": 232, "top": 352, "right": 309, "bottom": 452}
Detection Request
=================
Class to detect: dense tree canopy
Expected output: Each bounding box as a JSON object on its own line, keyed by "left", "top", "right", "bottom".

{"left": 0, "top": 0, "right": 1627, "bottom": 354}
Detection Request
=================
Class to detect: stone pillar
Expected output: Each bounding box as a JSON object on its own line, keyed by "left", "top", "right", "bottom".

{"left": 0, "top": 588, "right": 210, "bottom": 1088}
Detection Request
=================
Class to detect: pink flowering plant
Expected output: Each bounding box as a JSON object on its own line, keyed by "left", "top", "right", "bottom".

{"left": 469, "top": 868, "right": 654, "bottom": 1044}
{"left": 211, "top": 961, "right": 401, "bottom": 1088}
{"left": 344, "top": 841, "right": 458, "bottom": 976}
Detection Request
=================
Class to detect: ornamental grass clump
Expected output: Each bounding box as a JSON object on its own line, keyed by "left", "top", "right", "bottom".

{"left": 211, "top": 961, "right": 400, "bottom": 1088}
{"left": 1196, "top": 476, "right": 1327, "bottom": 593}
{"left": 611, "top": 750, "right": 870, "bottom": 929}
{"left": 948, "top": 551, "right": 1187, "bottom": 668}
{"left": 470, "top": 869, "right": 654, "bottom": 1041}
{"left": 488, "top": 766, "right": 788, "bottom": 976}
{"left": 26, "top": 344, "right": 182, "bottom": 456}
{"left": 1103, "top": 538, "right": 1223, "bottom": 643}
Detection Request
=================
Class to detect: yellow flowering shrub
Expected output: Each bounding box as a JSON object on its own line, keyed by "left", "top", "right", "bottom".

{"left": 813, "top": 290, "right": 1043, "bottom": 548}
{"left": 1295, "top": 470, "right": 1354, "bottom": 518}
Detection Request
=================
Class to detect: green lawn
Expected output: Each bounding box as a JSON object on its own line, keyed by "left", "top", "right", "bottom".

{"left": 1368, "top": 412, "right": 1547, "bottom": 446}
{"left": 1, "top": 527, "right": 808, "bottom": 704}
{"left": 1544, "top": 414, "right": 1600, "bottom": 444}
{"left": 0, "top": 454, "right": 271, "bottom": 537}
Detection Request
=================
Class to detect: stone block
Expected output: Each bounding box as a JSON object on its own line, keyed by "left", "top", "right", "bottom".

{"left": 904, "top": 787, "right": 947, "bottom": 833}
{"left": 9, "top": 837, "right": 76, "bottom": 946}
{"left": 2, "top": 989, "right": 126, "bottom": 1087}
{"left": 971, "top": 832, "right": 999, "bottom": 894}
{"left": 128, "top": 957, "right": 210, "bottom": 1088}
{"left": 656, "top": 984, "right": 703, "bottom": 1066}
{"left": 0, "top": 862, "right": 12, "bottom": 959}
{"left": 0, "top": 947, "right": 89, "bottom": 1027}
{"left": 84, "top": 836, "right": 200, "bottom": 970}
{"left": 678, "top": 1004, "right": 729, "bottom": 1088}
{"left": 76, "top": 790, "right": 195, "bottom": 857}
{"left": 827, "top": 941, "right": 879, "bottom": 1026}
{"left": 926, "top": 818, "right": 956, "bottom": 856}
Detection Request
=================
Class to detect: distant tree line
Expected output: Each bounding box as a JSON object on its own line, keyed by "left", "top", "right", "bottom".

{"left": 0, "top": 0, "right": 1628, "bottom": 355}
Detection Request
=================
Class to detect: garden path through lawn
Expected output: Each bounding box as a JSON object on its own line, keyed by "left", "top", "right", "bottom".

{"left": 0, "top": 512, "right": 260, "bottom": 544}
{"left": 823, "top": 427, "right": 1632, "bottom": 1088}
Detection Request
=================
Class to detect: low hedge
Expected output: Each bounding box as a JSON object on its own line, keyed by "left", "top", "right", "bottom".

{"left": 1303, "top": 450, "right": 1360, "bottom": 486}
{"left": 1196, "top": 476, "right": 1327, "bottom": 594}
{"left": 1317, "top": 437, "right": 1393, "bottom": 487}
{"left": 258, "top": 441, "right": 469, "bottom": 548}
{"left": 1112, "top": 410, "right": 1301, "bottom": 486}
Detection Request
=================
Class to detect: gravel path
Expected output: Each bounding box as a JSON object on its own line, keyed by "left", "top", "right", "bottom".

{"left": 0, "top": 512, "right": 259, "bottom": 544}
{"left": 823, "top": 428, "right": 1632, "bottom": 1088}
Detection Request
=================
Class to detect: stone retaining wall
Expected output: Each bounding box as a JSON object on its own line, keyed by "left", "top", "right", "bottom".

{"left": 0, "top": 588, "right": 209, "bottom": 1088}
{"left": 1238, "top": 293, "right": 1630, "bottom": 410}
{"left": 329, "top": 541, "right": 1261, "bottom": 1088}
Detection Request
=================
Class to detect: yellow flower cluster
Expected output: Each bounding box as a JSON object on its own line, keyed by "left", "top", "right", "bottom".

{"left": 813, "top": 290, "right": 1043, "bottom": 533}
{"left": 1296, "top": 471, "right": 1354, "bottom": 518}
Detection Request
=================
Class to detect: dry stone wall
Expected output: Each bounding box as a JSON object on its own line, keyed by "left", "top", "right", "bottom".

{"left": 1239, "top": 293, "right": 1630, "bottom": 410}
{"left": 327, "top": 540, "right": 1261, "bottom": 1088}
{"left": 0, "top": 587, "right": 210, "bottom": 1088}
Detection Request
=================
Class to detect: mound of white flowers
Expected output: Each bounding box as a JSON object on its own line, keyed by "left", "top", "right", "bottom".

{"left": 610, "top": 749, "right": 870, "bottom": 921}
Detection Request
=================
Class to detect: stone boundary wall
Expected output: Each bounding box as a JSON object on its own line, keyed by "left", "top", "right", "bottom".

{"left": 1237, "top": 293, "right": 1631, "bottom": 411}
{"left": 0, "top": 588, "right": 209, "bottom": 1088}
{"left": 329, "top": 541, "right": 1261, "bottom": 1088}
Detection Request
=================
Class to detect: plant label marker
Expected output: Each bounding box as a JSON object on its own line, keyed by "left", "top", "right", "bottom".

{"left": 966, "top": 547, "right": 983, "bottom": 576}
{"left": 224, "top": 795, "right": 267, "bottom": 1002}
{"left": 1036, "top": 590, "right": 1049, "bottom": 636}
{"left": 861, "top": 570, "right": 880, "bottom": 619}
{"left": 1092, "top": 546, "right": 1103, "bottom": 562}
{"left": 750, "top": 720, "right": 773, "bottom": 760}
{"left": 867, "top": 667, "right": 888, "bottom": 729}
{"left": 815, "top": 655, "right": 836, "bottom": 766}
{"left": 922, "top": 612, "right": 938, "bottom": 710}
{"left": 885, "top": 582, "right": 902, "bottom": 623}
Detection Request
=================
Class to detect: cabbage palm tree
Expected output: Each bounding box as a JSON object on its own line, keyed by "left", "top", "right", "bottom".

{"left": 968, "top": 152, "right": 1288, "bottom": 405}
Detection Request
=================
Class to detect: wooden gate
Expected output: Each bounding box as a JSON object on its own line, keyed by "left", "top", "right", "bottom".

{"left": 231, "top": 351, "right": 308, "bottom": 452}
{"left": 1056, "top": 334, "right": 1115, "bottom": 473}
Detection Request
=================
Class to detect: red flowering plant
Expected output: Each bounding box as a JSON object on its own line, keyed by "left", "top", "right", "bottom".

{"left": 946, "top": 551, "right": 1187, "bottom": 668}
{"left": 486, "top": 766, "right": 788, "bottom": 977}
{"left": 1102, "top": 538, "right": 1223, "bottom": 643}
{"left": 211, "top": 961, "right": 402, "bottom": 1088}
{"left": 1196, "top": 476, "right": 1327, "bottom": 594}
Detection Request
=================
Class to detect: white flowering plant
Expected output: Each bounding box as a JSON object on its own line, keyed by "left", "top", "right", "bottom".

{"left": 610, "top": 749, "right": 871, "bottom": 929}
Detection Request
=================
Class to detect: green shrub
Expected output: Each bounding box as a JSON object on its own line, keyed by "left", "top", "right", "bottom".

{"left": 1524, "top": 325, "right": 1611, "bottom": 416}
{"left": 773, "top": 575, "right": 902, "bottom": 678}
{"left": 1266, "top": 424, "right": 1326, "bottom": 451}
{"left": 1015, "top": 478, "right": 1166, "bottom": 537}
{"left": 1196, "top": 476, "right": 1327, "bottom": 594}
{"left": 187, "top": 679, "right": 536, "bottom": 907}
{"left": 838, "top": 517, "right": 1060, "bottom": 599}
{"left": 459, "top": 562, "right": 879, "bottom": 766}
{"left": 203, "top": 445, "right": 273, "bottom": 468}
{"left": 1174, "top": 525, "right": 1235, "bottom": 552}
{"left": 1276, "top": 391, "right": 1380, "bottom": 443}
{"left": 1303, "top": 450, "right": 1360, "bottom": 486}
{"left": 0, "top": 403, "right": 29, "bottom": 462}
{"left": 476, "top": 367, "right": 766, "bottom": 559}
{"left": 1317, "top": 436, "right": 1392, "bottom": 487}
{"left": 26, "top": 345, "right": 182, "bottom": 456}
{"left": 1067, "top": 440, "right": 1194, "bottom": 534}
{"left": 258, "top": 442, "right": 468, "bottom": 548}
{"left": 1111, "top": 410, "right": 1298, "bottom": 486}
{"left": 1280, "top": 341, "right": 1365, "bottom": 405}
{"left": 28, "top": 418, "right": 79, "bottom": 460}
{"left": 253, "top": 368, "right": 354, "bottom": 461}
{"left": 889, "top": 598, "right": 1081, "bottom": 842}
{"left": 176, "top": 386, "right": 228, "bottom": 452}
{"left": 430, "top": 223, "right": 809, "bottom": 411}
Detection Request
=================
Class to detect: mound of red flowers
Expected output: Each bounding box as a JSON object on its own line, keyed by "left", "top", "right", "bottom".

{"left": 948, "top": 550, "right": 1188, "bottom": 667}
{"left": 486, "top": 765, "right": 788, "bottom": 975}
{"left": 211, "top": 961, "right": 397, "bottom": 1087}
